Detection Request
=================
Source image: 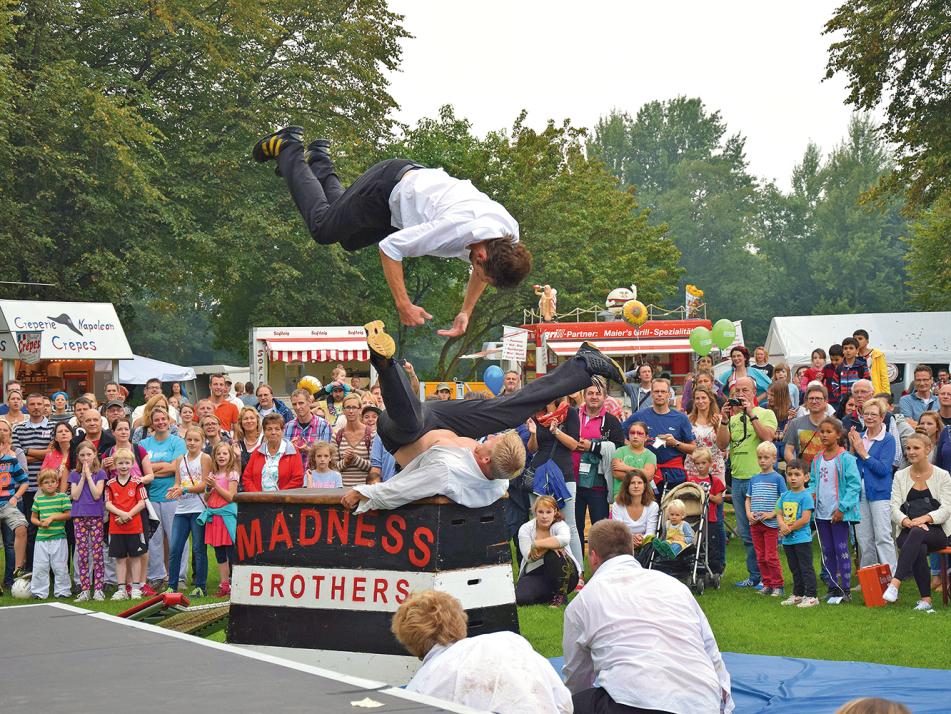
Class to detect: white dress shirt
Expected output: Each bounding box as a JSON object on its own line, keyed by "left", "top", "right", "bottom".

{"left": 381, "top": 168, "right": 519, "bottom": 262}
{"left": 406, "top": 631, "right": 572, "bottom": 714}
{"left": 517, "top": 519, "right": 582, "bottom": 577}
{"left": 352, "top": 445, "right": 506, "bottom": 514}
{"left": 563, "top": 554, "right": 734, "bottom": 713}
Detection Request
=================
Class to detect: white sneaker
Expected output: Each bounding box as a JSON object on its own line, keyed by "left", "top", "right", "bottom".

{"left": 882, "top": 584, "right": 899, "bottom": 603}
{"left": 913, "top": 600, "right": 934, "bottom": 612}
{"left": 780, "top": 595, "right": 802, "bottom": 606}
{"left": 130, "top": 587, "right": 143, "bottom": 599}
{"left": 110, "top": 589, "right": 129, "bottom": 601}
{"left": 92, "top": 590, "right": 105, "bottom": 601}
{"left": 74, "top": 590, "right": 91, "bottom": 603}
{"left": 797, "top": 596, "right": 820, "bottom": 608}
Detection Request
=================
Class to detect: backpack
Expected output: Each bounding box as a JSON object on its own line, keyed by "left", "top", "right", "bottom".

{"left": 335, "top": 426, "right": 373, "bottom": 453}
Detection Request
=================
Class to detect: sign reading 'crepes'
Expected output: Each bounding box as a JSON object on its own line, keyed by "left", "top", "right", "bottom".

{"left": 15, "top": 331, "right": 42, "bottom": 364}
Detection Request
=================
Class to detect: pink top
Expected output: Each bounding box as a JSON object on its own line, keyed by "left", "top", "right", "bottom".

{"left": 207, "top": 470, "right": 238, "bottom": 508}
{"left": 573, "top": 409, "right": 606, "bottom": 485}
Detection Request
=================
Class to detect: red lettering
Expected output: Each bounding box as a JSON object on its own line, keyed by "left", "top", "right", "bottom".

{"left": 249, "top": 572, "right": 263, "bottom": 596}
{"left": 326, "top": 508, "right": 350, "bottom": 545}
{"left": 236, "top": 519, "right": 262, "bottom": 560}
{"left": 268, "top": 513, "right": 293, "bottom": 552}
{"left": 311, "top": 574, "right": 325, "bottom": 598}
{"left": 330, "top": 576, "right": 345, "bottom": 600}
{"left": 372, "top": 578, "right": 388, "bottom": 604}
{"left": 382, "top": 514, "right": 405, "bottom": 554}
{"left": 290, "top": 574, "right": 305, "bottom": 599}
{"left": 354, "top": 514, "right": 376, "bottom": 548}
{"left": 409, "top": 527, "right": 434, "bottom": 568}
{"left": 299, "top": 508, "right": 322, "bottom": 546}
{"left": 352, "top": 576, "right": 366, "bottom": 603}
{"left": 270, "top": 573, "right": 285, "bottom": 597}
{"left": 395, "top": 578, "right": 409, "bottom": 603}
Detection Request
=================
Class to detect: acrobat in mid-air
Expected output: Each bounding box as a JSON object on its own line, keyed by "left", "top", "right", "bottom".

{"left": 253, "top": 126, "right": 533, "bottom": 337}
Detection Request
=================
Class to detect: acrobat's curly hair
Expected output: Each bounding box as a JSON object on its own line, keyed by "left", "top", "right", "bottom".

{"left": 482, "top": 238, "right": 532, "bottom": 289}
{"left": 391, "top": 590, "right": 468, "bottom": 659}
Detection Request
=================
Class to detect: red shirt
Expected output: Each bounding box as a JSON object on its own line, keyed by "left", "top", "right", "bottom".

{"left": 687, "top": 474, "right": 726, "bottom": 522}
{"left": 106, "top": 475, "right": 146, "bottom": 534}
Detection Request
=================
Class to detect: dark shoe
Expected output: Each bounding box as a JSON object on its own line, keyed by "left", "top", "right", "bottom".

{"left": 576, "top": 342, "right": 624, "bottom": 385}
{"left": 252, "top": 126, "right": 303, "bottom": 163}
{"left": 364, "top": 320, "right": 396, "bottom": 360}
{"left": 304, "top": 138, "right": 332, "bottom": 164}
{"left": 12, "top": 568, "right": 30, "bottom": 581}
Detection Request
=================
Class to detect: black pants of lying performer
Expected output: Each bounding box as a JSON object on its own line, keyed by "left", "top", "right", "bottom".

{"left": 275, "top": 143, "right": 422, "bottom": 251}
{"left": 373, "top": 350, "right": 595, "bottom": 455}
{"left": 572, "top": 688, "right": 674, "bottom": 714}
{"left": 515, "top": 550, "right": 579, "bottom": 605}
{"left": 894, "top": 525, "right": 951, "bottom": 597}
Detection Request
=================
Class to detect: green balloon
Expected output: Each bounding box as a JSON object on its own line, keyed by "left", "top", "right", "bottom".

{"left": 689, "top": 326, "right": 714, "bottom": 356}
{"left": 711, "top": 319, "right": 737, "bottom": 350}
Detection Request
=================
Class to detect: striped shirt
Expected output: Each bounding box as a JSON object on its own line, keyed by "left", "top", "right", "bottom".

{"left": 31, "top": 491, "right": 71, "bottom": 540}
{"left": 13, "top": 418, "right": 53, "bottom": 491}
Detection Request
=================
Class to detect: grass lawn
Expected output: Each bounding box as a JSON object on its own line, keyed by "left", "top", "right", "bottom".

{"left": 4, "top": 538, "right": 951, "bottom": 671}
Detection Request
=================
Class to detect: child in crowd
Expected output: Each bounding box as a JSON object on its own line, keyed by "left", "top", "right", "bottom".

{"left": 105, "top": 449, "right": 148, "bottom": 600}
{"left": 652, "top": 499, "right": 693, "bottom": 559}
{"left": 610, "top": 421, "right": 657, "bottom": 501}
{"left": 305, "top": 441, "right": 343, "bottom": 488}
{"left": 68, "top": 441, "right": 107, "bottom": 601}
{"left": 746, "top": 442, "right": 786, "bottom": 597}
{"left": 809, "top": 417, "right": 861, "bottom": 603}
{"left": 201, "top": 441, "right": 240, "bottom": 597}
{"left": 167, "top": 426, "right": 212, "bottom": 596}
{"left": 686, "top": 448, "right": 725, "bottom": 574}
{"left": 30, "top": 468, "right": 72, "bottom": 598}
{"left": 777, "top": 459, "right": 819, "bottom": 608}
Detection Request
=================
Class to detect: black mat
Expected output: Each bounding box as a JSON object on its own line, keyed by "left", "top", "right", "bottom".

{"left": 0, "top": 604, "right": 455, "bottom": 713}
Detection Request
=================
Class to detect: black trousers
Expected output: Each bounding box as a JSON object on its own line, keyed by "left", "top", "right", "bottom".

{"left": 895, "top": 525, "right": 951, "bottom": 597}
{"left": 573, "top": 688, "right": 674, "bottom": 714}
{"left": 373, "top": 350, "right": 595, "bottom": 454}
{"left": 575, "top": 487, "right": 609, "bottom": 550}
{"left": 515, "top": 549, "right": 579, "bottom": 605}
{"left": 504, "top": 484, "right": 531, "bottom": 567}
{"left": 276, "top": 144, "right": 419, "bottom": 251}
{"left": 783, "top": 542, "right": 817, "bottom": 597}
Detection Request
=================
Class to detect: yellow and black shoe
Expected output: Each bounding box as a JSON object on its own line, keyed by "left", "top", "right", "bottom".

{"left": 252, "top": 126, "right": 304, "bottom": 163}
{"left": 364, "top": 320, "right": 396, "bottom": 360}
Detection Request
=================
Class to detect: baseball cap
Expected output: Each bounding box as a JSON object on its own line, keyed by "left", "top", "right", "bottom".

{"left": 436, "top": 382, "right": 452, "bottom": 393}
{"left": 105, "top": 400, "right": 124, "bottom": 410}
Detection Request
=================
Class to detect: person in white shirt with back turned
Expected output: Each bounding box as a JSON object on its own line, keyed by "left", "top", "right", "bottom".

{"left": 253, "top": 127, "right": 532, "bottom": 337}
{"left": 563, "top": 519, "right": 734, "bottom": 714}
{"left": 340, "top": 320, "right": 626, "bottom": 514}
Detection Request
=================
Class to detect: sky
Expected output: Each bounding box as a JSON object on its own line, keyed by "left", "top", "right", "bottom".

{"left": 385, "top": 1, "right": 863, "bottom": 190}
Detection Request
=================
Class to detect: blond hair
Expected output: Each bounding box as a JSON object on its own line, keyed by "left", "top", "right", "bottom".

{"left": 113, "top": 448, "right": 135, "bottom": 463}
{"left": 862, "top": 397, "right": 888, "bottom": 418}
{"left": 142, "top": 394, "right": 171, "bottom": 428}
{"left": 756, "top": 441, "right": 777, "bottom": 458}
{"left": 666, "top": 498, "right": 686, "bottom": 516}
{"left": 233, "top": 406, "right": 261, "bottom": 440}
{"left": 692, "top": 447, "right": 713, "bottom": 463}
{"left": 489, "top": 430, "right": 526, "bottom": 480}
{"left": 37, "top": 468, "right": 60, "bottom": 487}
{"left": 391, "top": 590, "right": 468, "bottom": 659}
{"left": 307, "top": 440, "right": 338, "bottom": 470}
{"left": 835, "top": 698, "right": 911, "bottom": 714}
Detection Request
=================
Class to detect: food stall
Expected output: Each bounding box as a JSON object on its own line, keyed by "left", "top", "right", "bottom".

{"left": 249, "top": 325, "right": 373, "bottom": 397}
{"left": 0, "top": 300, "right": 133, "bottom": 399}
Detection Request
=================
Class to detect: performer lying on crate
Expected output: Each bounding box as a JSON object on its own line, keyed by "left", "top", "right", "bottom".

{"left": 340, "top": 321, "right": 625, "bottom": 514}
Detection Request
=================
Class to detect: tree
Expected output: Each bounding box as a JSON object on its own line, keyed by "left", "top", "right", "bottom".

{"left": 825, "top": 0, "right": 951, "bottom": 208}
{"left": 904, "top": 194, "right": 951, "bottom": 310}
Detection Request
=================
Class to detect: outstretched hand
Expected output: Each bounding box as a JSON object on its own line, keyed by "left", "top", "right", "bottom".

{"left": 398, "top": 303, "right": 432, "bottom": 328}
{"left": 437, "top": 312, "right": 469, "bottom": 338}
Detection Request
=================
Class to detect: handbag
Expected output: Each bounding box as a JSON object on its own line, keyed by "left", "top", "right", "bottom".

{"left": 520, "top": 435, "right": 557, "bottom": 491}
{"left": 532, "top": 460, "right": 572, "bottom": 510}
{"left": 901, "top": 494, "right": 941, "bottom": 520}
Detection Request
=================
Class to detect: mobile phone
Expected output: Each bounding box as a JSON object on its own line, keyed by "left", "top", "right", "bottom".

{"left": 728, "top": 398, "right": 743, "bottom": 407}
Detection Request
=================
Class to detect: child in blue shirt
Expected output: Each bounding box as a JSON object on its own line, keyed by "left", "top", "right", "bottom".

{"left": 746, "top": 442, "right": 787, "bottom": 597}
{"left": 776, "top": 459, "right": 818, "bottom": 608}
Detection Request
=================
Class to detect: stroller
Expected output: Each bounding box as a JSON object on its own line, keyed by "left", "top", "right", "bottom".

{"left": 640, "top": 481, "right": 720, "bottom": 594}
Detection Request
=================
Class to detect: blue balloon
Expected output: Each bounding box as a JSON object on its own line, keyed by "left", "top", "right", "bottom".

{"left": 484, "top": 365, "right": 505, "bottom": 396}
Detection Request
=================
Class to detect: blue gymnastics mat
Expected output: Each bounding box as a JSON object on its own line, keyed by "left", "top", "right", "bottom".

{"left": 549, "top": 652, "right": 951, "bottom": 713}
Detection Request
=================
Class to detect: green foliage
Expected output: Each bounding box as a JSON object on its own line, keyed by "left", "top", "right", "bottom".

{"left": 904, "top": 193, "right": 951, "bottom": 311}
{"left": 825, "top": 0, "right": 951, "bottom": 209}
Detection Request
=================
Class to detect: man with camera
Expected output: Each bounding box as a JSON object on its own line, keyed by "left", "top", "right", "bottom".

{"left": 716, "top": 376, "right": 777, "bottom": 589}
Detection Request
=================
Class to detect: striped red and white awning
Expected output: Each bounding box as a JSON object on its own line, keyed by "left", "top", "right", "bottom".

{"left": 547, "top": 339, "right": 694, "bottom": 356}
{"left": 265, "top": 338, "right": 369, "bottom": 363}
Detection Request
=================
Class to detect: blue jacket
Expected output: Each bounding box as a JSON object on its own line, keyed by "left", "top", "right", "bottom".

{"left": 853, "top": 431, "right": 896, "bottom": 502}
{"left": 808, "top": 449, "right": 862, "bottom": 522}
{"left": 196, "top": 502, "right": 237, "bottom": 542}
{"left": 257, "top": 397, "right": 293, "bottom": 423}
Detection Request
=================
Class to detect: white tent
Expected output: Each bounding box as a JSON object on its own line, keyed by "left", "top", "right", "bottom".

{"left": 119, "top": 354, "right": 196, "bottom": 385}
{"left": 764, "top": 312, "right": 951, "bottom": 366}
